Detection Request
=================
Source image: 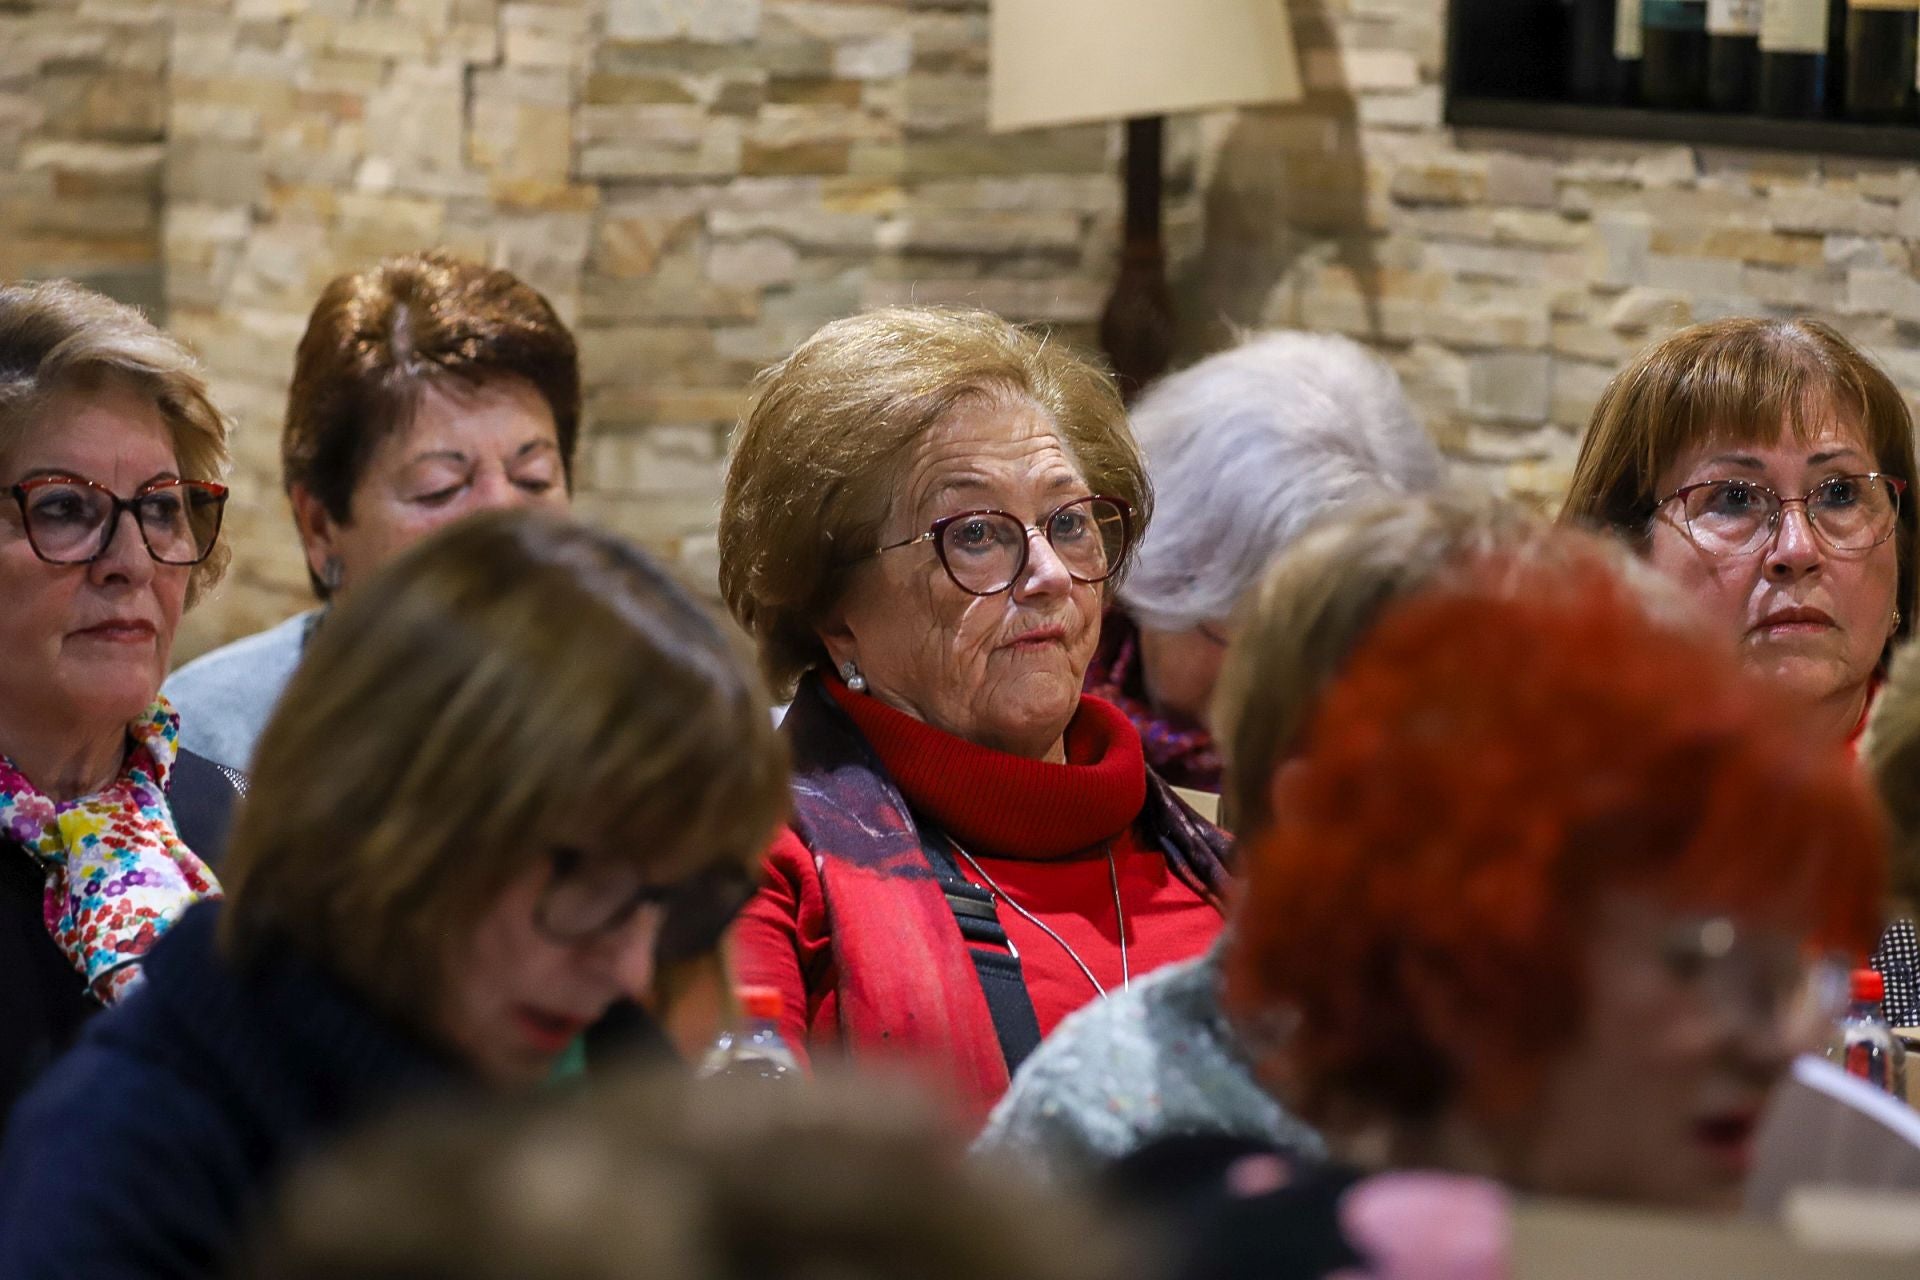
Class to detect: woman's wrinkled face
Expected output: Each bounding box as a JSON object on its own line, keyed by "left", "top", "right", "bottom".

{"left": 1645, "top": 417, "right": 1900, "bottom": 721}
{"left": 822, "top": 394, "right": 1106, "bottom": 761}
{"left": 1510, "top": 893, "right": 1814, "bottom": 1211}
{"left": 0, "top": 384, "right": 189, "bottom": 745}
{"left": 294, "top": 374, "right": 568, "bottom": 593}
{"left": 436, "top": 857, "right": 664, "bottom": 1088}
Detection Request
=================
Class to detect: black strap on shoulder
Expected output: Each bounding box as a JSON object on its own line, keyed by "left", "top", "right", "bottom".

{"left": 913, "top": 820, "right": 1043, "bottom": 1075}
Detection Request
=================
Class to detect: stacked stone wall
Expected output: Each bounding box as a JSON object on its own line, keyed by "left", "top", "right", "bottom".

{"left": 3, "top": 0, "right": 1919, "bottom": 657}
{"left": 0, "top": 0, "right": 167, "bottom": 311}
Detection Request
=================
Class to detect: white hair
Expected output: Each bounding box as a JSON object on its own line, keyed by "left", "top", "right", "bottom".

{"left": 1118, "top": 331, "right": 1445, "bottom": 632}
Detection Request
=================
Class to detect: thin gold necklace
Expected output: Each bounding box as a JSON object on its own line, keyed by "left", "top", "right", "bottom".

{"left": 951, "top": 841, "right": 1130, "bottom": 996}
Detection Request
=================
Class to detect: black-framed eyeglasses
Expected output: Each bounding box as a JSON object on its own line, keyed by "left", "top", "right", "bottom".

{"left": 867, "top": 495, "right": 1134, "bottom": 597}
{"left": 1654, "top": 473, "right": 1906, "bottom": 558}
{"left": 534, "top": 847, "right": 757, "bottom": 966}
{"left": 8, "top": 474, "right": 228, "bottom": 566}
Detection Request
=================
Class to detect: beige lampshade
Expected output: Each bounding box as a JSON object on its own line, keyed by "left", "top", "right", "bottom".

{"left": 990, "top": 0, "right": 1304, "bottom": 133}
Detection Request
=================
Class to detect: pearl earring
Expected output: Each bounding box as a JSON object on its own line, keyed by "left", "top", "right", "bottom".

{"left": 1894, "top": 609, "right": 1904, "bottom": 635}
{"left": 840, "top": 660, "right": 867, "bottom": 693}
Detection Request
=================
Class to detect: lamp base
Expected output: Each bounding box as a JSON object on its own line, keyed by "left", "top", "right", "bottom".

{"left": 1099, "top": 116, "right": 1174, "bottom": 404}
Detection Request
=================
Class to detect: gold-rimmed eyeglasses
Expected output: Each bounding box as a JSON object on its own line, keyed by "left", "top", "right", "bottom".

{"left": 1655, "top": 473, "right": 1906, "bottom": 558}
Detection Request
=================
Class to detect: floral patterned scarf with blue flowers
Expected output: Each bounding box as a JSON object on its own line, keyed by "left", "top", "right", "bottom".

{"left": 0, "top": 698, "right": 222, "bottom": 1004}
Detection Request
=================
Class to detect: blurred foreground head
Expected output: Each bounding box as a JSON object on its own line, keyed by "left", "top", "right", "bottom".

{"left": 244, "top": 1071, "right": 1135, "bottom": 1280}
{"left": 221, "top": 509, "right": 787, "bottom": 1084}
{"left": 1227, "top": 541, "right": 1886, "bottom": 1210}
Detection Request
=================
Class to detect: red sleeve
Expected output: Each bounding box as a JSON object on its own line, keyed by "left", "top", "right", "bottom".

{"left": 726, "top": 826, "right": 837, "bottom": 1066}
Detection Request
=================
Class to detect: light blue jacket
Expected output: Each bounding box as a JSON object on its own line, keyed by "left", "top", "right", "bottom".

{"left": 162, "top": 610, "right": 319, "bottom": 773}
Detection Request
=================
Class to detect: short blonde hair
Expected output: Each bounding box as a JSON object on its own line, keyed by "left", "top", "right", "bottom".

{"left": 1562, "top": 317, "right": 1918, "bottom": 652}
{"left": 218, "top": 510, "right": 788, "bottom": 1030}
{"left": 719, "top": 307, "right": 1152, "bottom": 694}
{"left": 0, "top": 279, "right": 232, "bottom": 605}
{"left": 1864, "top": 641, "right": 1920, "bottom": 914}
{"left": 1214, "top": 494, "right": 1691, "bottom": 841}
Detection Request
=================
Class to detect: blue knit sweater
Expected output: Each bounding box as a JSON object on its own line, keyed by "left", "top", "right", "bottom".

{"left": 0, "top": 901, "right": 458, "bottom": 1280}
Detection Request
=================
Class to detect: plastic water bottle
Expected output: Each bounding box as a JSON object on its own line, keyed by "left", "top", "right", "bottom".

{"left": 1829, "top": 968, "right": 1908, "bottom": 1097}
{"left": 697, "top": 986, "right": 802, "bottom": 1084}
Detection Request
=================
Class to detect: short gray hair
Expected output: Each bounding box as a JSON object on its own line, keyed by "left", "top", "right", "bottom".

{"left": 1118, "top": 331, "right": 1443, "bottom": 632}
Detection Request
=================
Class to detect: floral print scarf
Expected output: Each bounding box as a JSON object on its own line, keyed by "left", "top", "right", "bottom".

{"left": 0, "top": 698, "right": 222, "bottom": 1004}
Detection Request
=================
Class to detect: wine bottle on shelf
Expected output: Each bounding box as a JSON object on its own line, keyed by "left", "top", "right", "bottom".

{"left": 1571, "top": 0, "right": 1638, "bottom": 100}
{"left": 1615, "top": 0, "right": 1646, "bottom": 101}
{"left": 1760, "top": 0, "right": 1836, "bottom": 114}
{"left": 1828, "top": 0, "right": 1852, "bottom": 112}
{"left": 1643, "top": 0, "right": 1711, "bottom": 106}
{"left": 1706, "top": 0, "right": 1762, "bottom": 108}
{"left": 1845, "top": 0, "right": 1918, "bottom": 121}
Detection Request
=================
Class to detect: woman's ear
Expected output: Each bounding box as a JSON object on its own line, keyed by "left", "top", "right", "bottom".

{"left": 814, "top": 601, "right": 858, "bottom": 675}
{"left": 288, "top": 484, "right": 343, "bottom": 586}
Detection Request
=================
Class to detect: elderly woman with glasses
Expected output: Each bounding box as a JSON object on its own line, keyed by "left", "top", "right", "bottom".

{"left": 1563, "top": 318, "right": 1916, "bottom": 747}
{"left": 720, "top": 308, "right": 1231, "bottom": 1121}
{"left": 0, "top": 281, "right": 237, "bottom": 1131}
{"left": 0, "top": 510, "right": 786, "bottom": 1278}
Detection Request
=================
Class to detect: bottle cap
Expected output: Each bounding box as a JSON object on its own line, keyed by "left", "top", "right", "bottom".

{"left": 1852, "top": 968, "right": 1886, "bottom": 1004}
{"left": 739, "top": 985, "right": 784, "bottom": 1021}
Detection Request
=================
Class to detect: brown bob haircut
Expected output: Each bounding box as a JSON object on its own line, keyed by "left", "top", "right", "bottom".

{"left": 1562, "top": 317, "right": 1918, "bottom": 651}
{"left": 0, "top": 279, "right": 232, "bottom": 606}
{"left": 283, "top": 251, "right": 581, "bottom": 598}
{"left": 218, "top": 510, "right": 788, "bottom": 1030}
{"left": 718, "top": 307, "right": 1152, "bottom": 694}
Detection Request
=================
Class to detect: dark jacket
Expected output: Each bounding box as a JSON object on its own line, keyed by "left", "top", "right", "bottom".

{"left": 0, "top": 900, "right": 460, "bottom": 1280}
{"left": 0, "top": 748, "right": 241, "bottom": 1134}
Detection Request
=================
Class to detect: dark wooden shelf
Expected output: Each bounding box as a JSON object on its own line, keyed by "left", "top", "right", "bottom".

{"left": 1446, "top": 96, "right": 1920, "bottom": 161}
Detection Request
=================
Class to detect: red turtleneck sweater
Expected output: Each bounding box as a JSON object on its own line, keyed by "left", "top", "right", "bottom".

{"left": 731, "top": 682, "right": 1222, "bottom": 1107}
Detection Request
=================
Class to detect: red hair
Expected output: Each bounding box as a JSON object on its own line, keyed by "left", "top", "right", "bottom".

{"left": 1225, "top": 555, "right": 1886, "bottom": 1127}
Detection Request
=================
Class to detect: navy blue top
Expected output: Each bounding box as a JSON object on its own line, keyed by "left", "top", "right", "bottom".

{"left": 0, "top": 901, "right": 458, "bottom": 1280}
{"left": 0, "top": 747, "right": 241, "bottom": 1132}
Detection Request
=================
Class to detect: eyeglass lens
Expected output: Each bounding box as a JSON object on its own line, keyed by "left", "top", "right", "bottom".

{"left": 18, "top": 480, "right": 224, "bottom": 566}
{"left": 1660, "top": 916, "right": 1847, "bottom": 1042}
{"left": 536, "top": 850, "right": 753, "bottom": 962}
{"left": 1681, "top": 476, "right": 1900, "bottom": 557}
{"left": 937, "top": 497, "right": 1128, "bottom": 595}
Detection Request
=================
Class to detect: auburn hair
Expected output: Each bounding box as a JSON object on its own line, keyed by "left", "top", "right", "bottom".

{"left": 1226, "top": 554, "right": 1886, "bottom": 1129}
{"left": 282, "top": 251, "right": 580, "bottom": 597}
